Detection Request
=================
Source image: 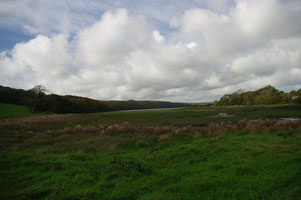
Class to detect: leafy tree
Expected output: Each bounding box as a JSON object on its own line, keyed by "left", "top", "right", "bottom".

{"left": 30, "top": 85, "right": 48, "bottom": 95}
{"left": 28, "top": 85, "right": 48, "bottom": 112}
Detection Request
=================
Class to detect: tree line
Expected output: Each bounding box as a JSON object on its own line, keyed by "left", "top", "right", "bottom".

{"left": 0, "top": 85, "right": 189, "bottom": 114}
{"left": 214, "top": 85, "right": 301, "bottom": 106}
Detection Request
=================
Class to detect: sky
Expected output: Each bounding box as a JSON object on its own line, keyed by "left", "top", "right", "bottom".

{"left": 0, "top": 0, "right": 301, "bottom": 102}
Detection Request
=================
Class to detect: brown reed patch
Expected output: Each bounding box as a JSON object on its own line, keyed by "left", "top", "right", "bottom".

{"left": 107, "top": 144, "right": 118, "bottom": 151}
{"left": 193, "top": 132, "right": 201, "bottom": 139}
{"left": 159, "top": 133, "right": 173, "bottom": 142}
{"left": 0, "top": 114, "right": 78, "bottom": 132}
{"left": 39, "top": 121, "right": 200, "bottom": 139}
{"left": 209, "top": 119, "right": 301, "bottom": 134}
{"left": 0, "top": 114, "right": 76, "bottom": 125}
{"left": 13, "top": 118, "right": 299, "bottom": 139}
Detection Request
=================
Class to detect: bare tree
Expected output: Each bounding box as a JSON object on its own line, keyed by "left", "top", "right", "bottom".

{"left": 30, "top": 85, "right": 48, "bottom": 95}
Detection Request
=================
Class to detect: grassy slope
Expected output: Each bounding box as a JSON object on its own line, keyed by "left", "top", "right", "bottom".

{"left": 0, "top": 105, "right": 300, "bottom": 199}
{"left": 0, "top": 103, "right": 30, "bottom": 118}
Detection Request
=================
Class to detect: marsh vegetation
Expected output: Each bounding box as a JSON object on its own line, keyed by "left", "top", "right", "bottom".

{"left": 0, "top": 104, "right": 300, "bottom": 199}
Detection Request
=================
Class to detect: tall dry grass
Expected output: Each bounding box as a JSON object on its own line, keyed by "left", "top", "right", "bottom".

{"left": 0, "top": 114, "right": 77, "bottom": 131}
{"left": 42, "top": 122, "right": 199, "bottom": 138}
{"left": 208, "top": 119, "right": 301, "bottom": 134}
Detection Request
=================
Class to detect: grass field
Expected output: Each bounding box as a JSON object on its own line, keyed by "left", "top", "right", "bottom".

{"left": 0, "top": 103, "right": 30, "bottom": 118}
{"left": 0, "top": 105, "right": 300, "bottom": 199}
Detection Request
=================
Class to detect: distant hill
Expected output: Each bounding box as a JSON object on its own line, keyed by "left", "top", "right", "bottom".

{"left": 214, "top": 85, "right": 301, "bottom": 106}
{"left": 0, "top": 85, "right": 190, "bottom": 114}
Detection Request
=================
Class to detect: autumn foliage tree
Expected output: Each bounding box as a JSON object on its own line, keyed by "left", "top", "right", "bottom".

{"left": 214, "top": 85, "right": 301, "bottom": 106}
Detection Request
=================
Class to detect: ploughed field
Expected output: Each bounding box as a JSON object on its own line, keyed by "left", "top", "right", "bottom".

{"left": 0, "top": 105, "right": 301, "bottom": 199}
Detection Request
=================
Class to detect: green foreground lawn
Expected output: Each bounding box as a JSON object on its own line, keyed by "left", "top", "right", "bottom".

{"left": 0, "top": 103, "right": 30, "bottom": 118}
{"left": 0, "top": 105, "right": 300, "bottom": 199}
{"left": 1, "top": 132, "right": 300, "bottom": 200}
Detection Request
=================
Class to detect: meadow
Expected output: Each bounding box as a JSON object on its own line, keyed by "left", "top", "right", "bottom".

{"left": 0, "top": 103, "right": 30, "bottom": 118}
{"left": 0, "top": 104, "right": 300, "bottom": 199}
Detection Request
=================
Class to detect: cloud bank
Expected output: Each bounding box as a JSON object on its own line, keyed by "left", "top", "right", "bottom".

{"left": 0, "top": 0, "right": 301, "bottom": 102}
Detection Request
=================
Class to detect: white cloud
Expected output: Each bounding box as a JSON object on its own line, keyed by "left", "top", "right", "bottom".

{"left": 76, "top": 9, "right": 149, "bottom": 68}
{"left": 187, "top": 42, "right": 198, "bottom": 49}
{"left": 0, "top": 0, "right": 301, "bottom": 102}
{"left": 152, "top": 31, "right": 165, "bottom": 44}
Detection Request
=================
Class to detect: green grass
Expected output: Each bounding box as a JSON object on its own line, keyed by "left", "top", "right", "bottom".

{"left": 0, "top": 103, "right": 30, "bottom": 118}
{"left": 0, "top": 132, "right": 300, "bottom": 200}
{"left": 0, "top": 105, "right": 300, "bottom": 199}
{"left": 72, "top": 104, "right": 301, "bottom": 128}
